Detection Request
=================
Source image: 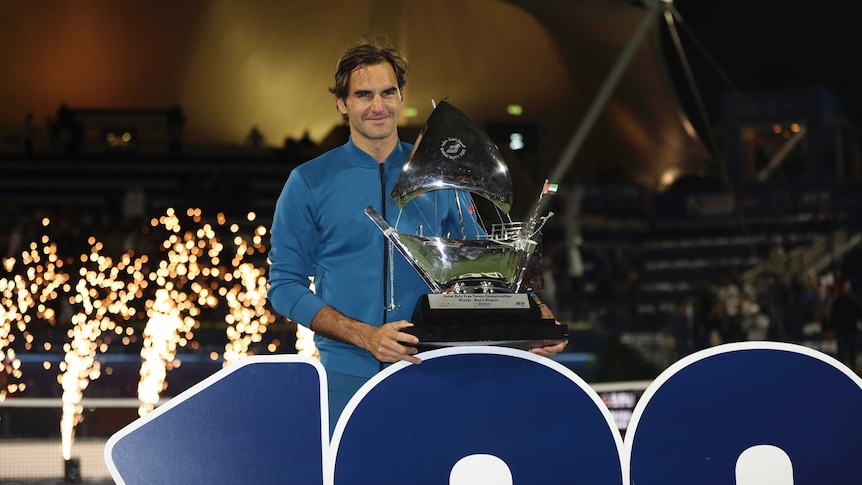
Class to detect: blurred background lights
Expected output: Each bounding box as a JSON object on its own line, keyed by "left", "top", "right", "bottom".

{"left": 509, "top": 132, "right": 524, "bottom": 151}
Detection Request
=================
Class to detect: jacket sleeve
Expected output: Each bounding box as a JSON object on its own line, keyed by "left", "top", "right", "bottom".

{"left": 267, "top": 170, "right": 327, "bottom": 327}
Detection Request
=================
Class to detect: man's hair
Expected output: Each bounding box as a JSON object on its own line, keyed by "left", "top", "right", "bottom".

{"left": 329, "top": 32, "right": 408, "bottom": 114}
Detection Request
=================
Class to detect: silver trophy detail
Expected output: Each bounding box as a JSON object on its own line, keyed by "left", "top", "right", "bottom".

{"left": 365, "top": 99, "right": 566, "bottom": 347}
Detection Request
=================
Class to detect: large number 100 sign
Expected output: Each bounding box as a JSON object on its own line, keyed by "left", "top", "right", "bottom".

{"left": 106, "top": 343, "right": 862, "bottom": 484}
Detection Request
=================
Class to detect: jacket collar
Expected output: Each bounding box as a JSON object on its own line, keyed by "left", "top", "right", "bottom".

{"left": 344, "top": 136, "right": 405, "bottom": 169}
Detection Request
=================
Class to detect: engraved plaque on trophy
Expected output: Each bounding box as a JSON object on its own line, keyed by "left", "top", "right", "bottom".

{"left": 365, "top": 99, "right": 568, "bottom": 349}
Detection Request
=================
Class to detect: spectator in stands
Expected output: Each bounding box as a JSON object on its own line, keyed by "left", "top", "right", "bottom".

{"left": 831, "top": 280, "right": 862, "bottom": 372}
{"left": 717, "top": 271, "right": 745, "bottom": 343}
{"left": 593, "top": 246, "right": 614, "bottom": 304}
{"left": 548, "top": 238, "right": 574, "bottom": 322}
{"left": 795, "top": 269, "right": 822, "bottom": 341}
{"left": 764, "top": 272, "right": 791, "bottom": 341}
{"left": 691, "top": 278, "right": 718, "bottom": 350}
{"left": 740, "top": 287, "right": 769, "bottom": 341}
{"left": 51, "top": 104, "right": 79, "bottom": 156}
{"left": 611, "top": 247, "right": 639, "bottom": 317}
{"left": 820, "top": 282, "right": 837, "bottom": 339}
{"left": 672, "top": 296, "right": 695, "bottom": 359}
{"left": 766, "top": 240, "right": 787, "bottom": 281}
{"left": 167, "top": 105, "right": 185, "bottom": 159}
{"left": 568, "top": 235, "right": 585, "bottom": 321}
{"left": 542, "top": 239, "right": 562, "bottom": 318}
{"left": 247, "top": 126, "right": 264, "bottom": 147}
{"left": 554, "top": 183, "right": 584, "bottom": 322}
{"left": 122, "top": 184, "right": 146, "bottom": 230}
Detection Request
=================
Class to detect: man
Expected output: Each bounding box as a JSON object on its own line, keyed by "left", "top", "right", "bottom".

{"left": 267, "top": 33, "right": 566, "bottom": 433}
{"left": 831, "top": 280, "right": 862, "bottom": 371}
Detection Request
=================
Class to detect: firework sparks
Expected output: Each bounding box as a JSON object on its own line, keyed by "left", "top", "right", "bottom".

{"left": 136, "top": 208, "right": 210, "bottom": 415}
{"left": 1, "top": 227, "right": 70, "bottom": 401}
{"left": 137, "top": 208, "right": 283, "bottom": 412}
{"left": 3, "top": 208, "right": 297, "bottom": 461}
{"left": 222, "top": 223, "right": 278, "bottom": 365}
{"left": 137, "top": 288, "right": 187, "bottom": 415}
{"left": 60, "top": 238, "right": 144, "bottom": 460}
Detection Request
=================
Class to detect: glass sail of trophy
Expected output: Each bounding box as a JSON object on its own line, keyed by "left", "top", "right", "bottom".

{"left": 365, "top": 99, "right": 568, "bottom": 348}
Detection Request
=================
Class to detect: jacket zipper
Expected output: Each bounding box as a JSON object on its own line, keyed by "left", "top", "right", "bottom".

{"left": 379, "top": 163, "right": 387, "bottom": 371}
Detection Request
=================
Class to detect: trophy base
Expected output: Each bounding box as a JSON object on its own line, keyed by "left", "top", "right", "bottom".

{"left": 406, "top": 293, "right": 569, "bottom": 350}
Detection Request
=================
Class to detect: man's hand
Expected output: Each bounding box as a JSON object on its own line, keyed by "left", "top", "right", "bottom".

{"left": 364, "top": 320, "right": 422, "bottom": 365}
{"left": 529, "top": 339, "right": 568, "bottom": 357}
{"left": 309, "top": 306, "right": 422, "bottom": 365}
{"left": 529, "top": 293, "right": 569, "bottom": 357}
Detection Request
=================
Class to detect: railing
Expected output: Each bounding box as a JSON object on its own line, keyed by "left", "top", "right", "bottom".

{"left": 742, "top": 227, "right": 852, "bottom": 285}
{"left": 0, "top": 398, "right": 166, "bottom": 483}
{"left": 0, "top": 438, "right": 112, "bottom": 483}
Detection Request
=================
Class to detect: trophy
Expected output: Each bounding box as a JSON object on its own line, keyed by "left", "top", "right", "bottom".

{"left": 365, "top": 100, "right": 568, "bottom": 349}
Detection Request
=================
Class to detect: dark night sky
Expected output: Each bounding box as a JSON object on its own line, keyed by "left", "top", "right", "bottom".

{"left": 665, "top": 0, "right": 861, "bottom": 127}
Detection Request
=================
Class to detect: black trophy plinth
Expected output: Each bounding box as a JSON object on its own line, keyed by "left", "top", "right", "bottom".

{"left": 405, "top": 293, "right": 569, "bottom": 350}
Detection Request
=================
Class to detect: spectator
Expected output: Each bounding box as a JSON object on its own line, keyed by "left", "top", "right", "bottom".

{"left": 831, "top": 280, "right": 862, "bottom": 372}
{"left": 122, "top": 184, "right": 147, "bottom": 230}
{"left": 797, "top": 269, "right": 822, "bottom": 340}
{"left": 167, "top": 105, "right": 186, "bottom": 159}
{"left": 568, "top": 235, "right": 585, "bottom": 321}
{"left": 247, "top": 126, "right": 264, "bottom": 147}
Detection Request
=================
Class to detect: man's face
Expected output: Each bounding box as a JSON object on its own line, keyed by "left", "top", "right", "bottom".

{"left": 337, "top": 62, "right": 402, "bottom": 146}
